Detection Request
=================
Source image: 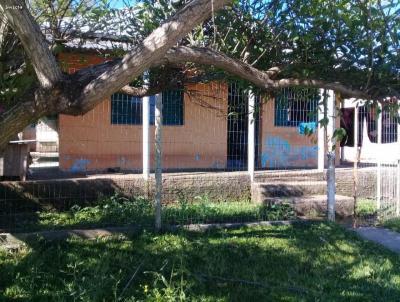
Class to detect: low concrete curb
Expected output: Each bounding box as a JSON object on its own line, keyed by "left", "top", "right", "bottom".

{"left": 352, "top": 226, "right": 400, "bottom": 254}
{"left": 0, "top": 220, "right": 317, "bottom": 250}
{"left": 168, "top": 219, "right": 313, "bottom": 232}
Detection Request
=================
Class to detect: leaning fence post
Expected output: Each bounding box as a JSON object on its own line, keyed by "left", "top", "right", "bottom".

{"left": 154, "top": 93, "right": 163, "bottom": 231}
{"left": 327, "top": 152, "right": 336, "bottom": 221}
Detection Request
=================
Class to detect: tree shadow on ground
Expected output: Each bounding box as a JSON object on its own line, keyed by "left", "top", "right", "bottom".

{"left": 1, "top": 223, "right": 400, "bottom": 301}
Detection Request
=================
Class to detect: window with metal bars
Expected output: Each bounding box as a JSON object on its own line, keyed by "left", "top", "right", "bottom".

{"left": 274, "top": 88, "right": 319, "bottom": 127}
{"left": 111, "top": 90, "right": 184, "bottom": 126}
{"left": 162, "top": 90, "right": 184, "bottom": 125}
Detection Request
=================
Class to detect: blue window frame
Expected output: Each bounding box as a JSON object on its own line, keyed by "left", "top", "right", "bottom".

{"left": 274, "top": 88, "right": 319, "bottom": 127}
{"left": 111, "top": 93, "right": 143, "bottom": 125}
{"left": 163, "top": 90, "right": 184, "bottom": 125}
{"left": 111, "top": 90, "right": 184, "bottom": 126}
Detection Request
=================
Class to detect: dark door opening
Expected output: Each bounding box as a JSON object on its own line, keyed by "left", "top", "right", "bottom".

{"left": 227, "top": 84, "right": 260, "bottom": 170}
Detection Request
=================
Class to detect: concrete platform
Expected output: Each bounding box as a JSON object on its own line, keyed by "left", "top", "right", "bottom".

{"left": 353, "top": 227, "right": 400, "bottom": 254}
{"left": 260, "top": 195, "right": 354, "bottom": 218}
{"left": 251, "top": 181, "right": 327, "bottom": 198}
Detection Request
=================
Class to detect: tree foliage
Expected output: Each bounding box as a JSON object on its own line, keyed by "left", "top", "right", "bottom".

{"left": 0, "top": 0, "right": 399, "bottom": 149}
{"left": 131, "top": 0, "right": 399, "bottom": 98}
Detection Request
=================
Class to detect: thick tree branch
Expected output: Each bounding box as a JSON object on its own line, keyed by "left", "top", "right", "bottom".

{"left": 165, "top": 46, "right": 371, "bottom": 99}
{"left": 0, "top": 13, "right": 7, "bottom": 48}
{"left": 119, "top": 86, "right": 149, "bottom": 97}
{"left": 0, "top": 0, "right": 231, "bottom": 151}
{"left": 71, "top": 0, "right": 231, "bottom": 113}
{"left": 0, "top": 0, "right": 63, "bottom": 87}
{"left": 271, "top": 78, "right": 370, "bottom": 99}
{"left": 0, "top": 87, "right": 47, "bottom": 149}
{"left": 165, "top": 46, "right": 275, "bottom": 85}
{"left": 74, "top": 45, "right": 371, "bottom": 102}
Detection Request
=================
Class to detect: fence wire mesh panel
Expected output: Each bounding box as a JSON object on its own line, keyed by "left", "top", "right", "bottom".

{"left": 259, "top": 87, "right": 319, "bottom": 170}
{"left": 377, "top": 161, "right": 400, "bottom": 220}
{"left": 1, "top": 74, "right": 356, "bottom": 233}
{"left": 343, "top": 102, "right": 400, "bottom": 224}
{"left": 21, "top": 84, "right": 324, "bottom": 177}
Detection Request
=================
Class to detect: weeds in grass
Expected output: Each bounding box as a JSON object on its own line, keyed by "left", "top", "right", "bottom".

{"left": 14, "top": 194, "right": 295, "bottom": 232}
{"left": 383, "top": 218, "right": 400, "bottom": 233}
{"left": 355, "top": 199, "right": 377, "bottom": 217}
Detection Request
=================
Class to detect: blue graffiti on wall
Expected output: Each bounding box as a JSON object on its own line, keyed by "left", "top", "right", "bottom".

{"left": 297, "top": 122, "right": 317, "bottom": 135}
{"left": 261, "top": 136, "right": 317, "bottom": 168}
{"left": 70, "top": 159, "right": 91, "bottom": 173}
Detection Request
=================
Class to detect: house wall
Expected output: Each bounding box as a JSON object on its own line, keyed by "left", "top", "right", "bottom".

{"left": 341, "top": 98, "right": 399, "bottom": 163}
{"left": 259, "top": 96, "right": 319, "bottom": 169}
{"left": 58, "top": 53, "right": 228, "bottom": 172}
{"left": 58, "top": 52, "right": 320, "bottom": 172}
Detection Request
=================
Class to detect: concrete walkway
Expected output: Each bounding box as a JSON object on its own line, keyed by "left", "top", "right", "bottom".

{"left": 354, "top": 227, "right": 400, "bottom": 254}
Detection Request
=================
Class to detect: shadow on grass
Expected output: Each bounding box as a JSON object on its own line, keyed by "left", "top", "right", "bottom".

{"left": 1, "top": 199, "right": 295, "bottom": 234}
{"left": 1, "top": 222, "right": 400, "bottom": 301}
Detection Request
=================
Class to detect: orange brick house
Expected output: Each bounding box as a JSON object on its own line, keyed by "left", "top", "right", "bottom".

{"left": 57, "top": 51, "right": 324, "bottom": 173}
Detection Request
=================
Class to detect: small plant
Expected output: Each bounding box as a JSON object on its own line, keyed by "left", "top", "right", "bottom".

{"left": 383, "top": 218, "right": 400, "bottom": 233}
{"left": 262, "top": 202, "right": 296, "bottom": 220}
{"left": 355, "top": 199, "right": 377, "bottom": 217}
{"left": 143, "top": 264, "right": 189, "bottom": 301}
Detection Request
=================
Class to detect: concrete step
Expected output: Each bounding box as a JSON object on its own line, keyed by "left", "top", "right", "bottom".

{"left": 254, "top": 171, "right": 325, "bottom": 182}
{"left": 30, "top": 152, "right": 59, "bottom": 159}
{"left": 261, "top": 195, "right": 354, "bottom": 218}
{"left": 256, "top": 177, "right": 326, "bottom": 184}
{"left": 251, "top": 181, "right": 327, "bottom": 200}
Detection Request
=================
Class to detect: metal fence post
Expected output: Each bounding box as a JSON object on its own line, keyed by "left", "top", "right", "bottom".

{"left": 142, "top": 96, "right": 150, "bottom": 181}
{"left": 142, "top": 73, "right": 151, "bottom": 199}
{"left": 397, "top": 110, "right": 400, "bottom": 217}
{"left": 327, "top": 152, "right": 336, "bottom": 221}
{"left": 154, "top": 93, "right": 163, "bottom": 231}
{"left": 317, "top": 89, "right": 325, "bottom": 171}
{"left": 353, "top": 105, "right": 359, "bottom": 226}
{"left": 248, "top": 89, "right": 255, "bottom": 182}
{"left": 397, "top": 159, "right": 400, "bottom": 217}
{"left": 377, "top": 103, "right": 382, "bottom": 210}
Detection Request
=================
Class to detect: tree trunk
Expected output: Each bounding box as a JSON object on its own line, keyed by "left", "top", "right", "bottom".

{"left": 0, "top": 0, "right": 376, "bottom": 153}
{"left": 0, "top": 0, "right": 230, "bottom": 151}
{"left": 1, "top": 0, "right": 63, "bottom": 87}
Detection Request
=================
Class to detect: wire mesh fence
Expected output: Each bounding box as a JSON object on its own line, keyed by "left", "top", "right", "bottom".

{"left": 2, "top": 65, "right": 400, "bottom": 233}
{"left": 346, "top": 102, "right": 400, "bottom": 225}
{"left": 0, "top": 78, "right": 334, "bottom": 233}
{"left": 23, "top": 83, "right": 323, "bottom": 177}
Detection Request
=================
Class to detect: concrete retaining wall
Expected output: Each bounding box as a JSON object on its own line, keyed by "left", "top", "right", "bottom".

{"left": 0, "top": 173, "right": 251, "bottom": 213}
{"left": 0, "top": 168, "right": 377, "bottom": 214}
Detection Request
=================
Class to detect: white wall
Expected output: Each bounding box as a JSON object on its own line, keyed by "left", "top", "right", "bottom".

{"left": 342, "top": 99, "right": 399, "bottom": 163}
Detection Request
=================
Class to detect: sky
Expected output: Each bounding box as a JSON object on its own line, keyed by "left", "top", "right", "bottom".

{"left": 110, "top": 0, "right": 137, "bottom": 9}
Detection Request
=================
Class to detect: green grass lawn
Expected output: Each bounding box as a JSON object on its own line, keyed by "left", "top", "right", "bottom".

{"left": 1, "top": 222, "right": 400, "bottom": 301}
{"left": 8, "top": 195, "right": 295, "bottom": 232}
